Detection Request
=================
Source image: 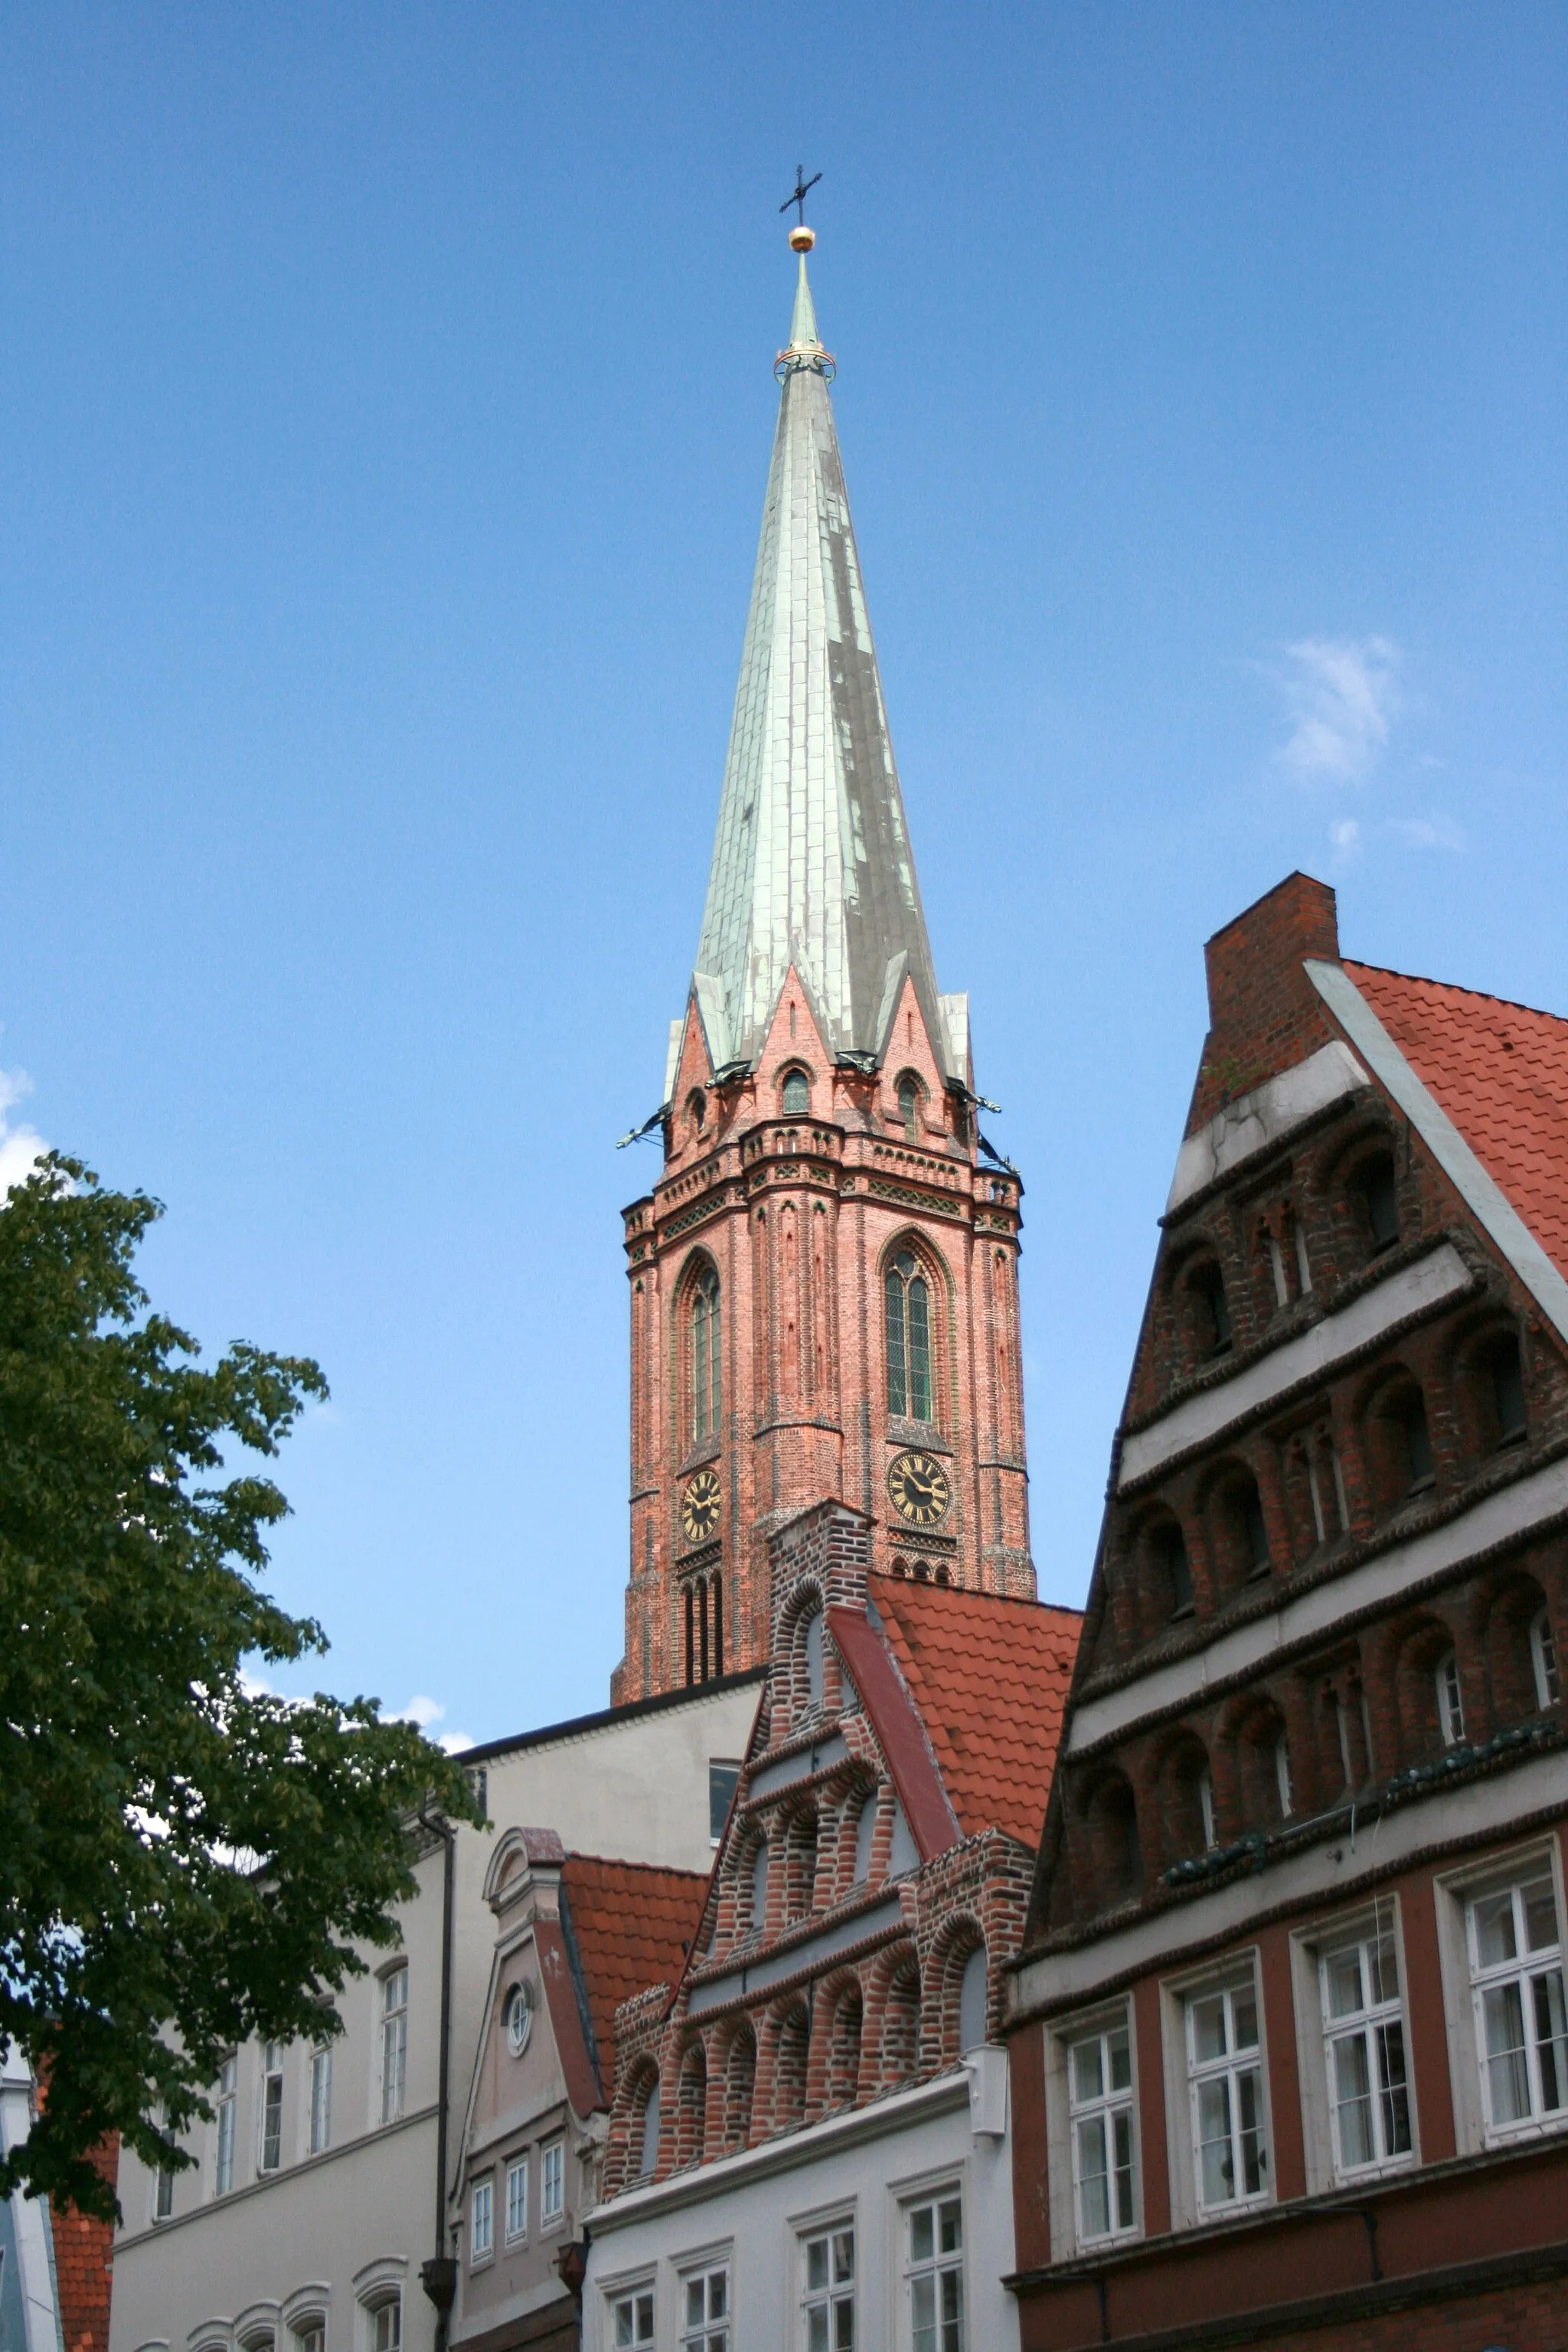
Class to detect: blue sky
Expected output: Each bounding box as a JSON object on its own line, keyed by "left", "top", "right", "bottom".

{"left": 2, "top": 3, "right": 1563, "bottom": 1749}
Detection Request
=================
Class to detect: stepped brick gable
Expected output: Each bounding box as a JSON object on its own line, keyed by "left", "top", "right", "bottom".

{"left": 1007, "top": 873, "right": 1568, "bottom": 2352}
{"left": 599, "top": 1498, "right": 1080, "bottom": 2196}
{"left": 613, "top": 246, "right": 1034, "bottom": 1704}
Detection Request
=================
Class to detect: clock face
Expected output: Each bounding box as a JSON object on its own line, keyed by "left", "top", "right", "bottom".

{"left": 887, "top": 1449, "right": 952, "bottom": 1527}
{"left": 681, "top": 1467, "right": 722, "bottom": 1546}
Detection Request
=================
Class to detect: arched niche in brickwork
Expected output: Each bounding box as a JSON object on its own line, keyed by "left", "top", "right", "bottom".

{"left": 1120, "top": 1501, "right": 1196, "bottom": 1642}
{"left": 1152, "top": 1725, "right": 1214, "bottom": 1864}
{"left": 1197, "top": 1452, "right": 1273, "bottom": 1599}
{"left": 716, "top": 2018, "right": 757, "bottom": 2154}
{"left": 774, "top": 1578, "right": 835, "bottom": 1726}
{"left": 1074, "top": 1764, "right": 1142, "bottom": 1916}
{"left": 1216, "top": 1687, "right": 1291, "bottom": 1832}
{"left": 872, "top": 1945, "right": 923, "bottom": 2090}
{"left": 612, "top": 2060, "right": 662, "bottom": 2194}
{"left": 927, "top": 1916, "right": 988, "bottom": 2067}
{"left": 1473, "top": 1563, "right": 1557, "bottom": 1730}
{"left": 675, "top": 2037, "right": 708, "bottom": 2170}
{"left": 769, "top": 1998, "right": 811, "bottom": 2132}
{"left": 1352, "top": 1358, "right": 1438, "bottom": 1520}
{"left": 1387, "top": 1608, "right": 1468, "bottom": 1765}
{"left": 779, "top": 1800, "right": 821, "bottom": 1922}
{"left": 814, "top": 1969, "right": 866, "bottom": 2116}
{"left": 1443, "top": 1307, "right": 1531, "bottom": 1468}
{"left": 1317, "top": 1116, "right": 1410, "bottom": 1269}
{"left": 1162, "top": 1233, "right": 1236, "bottom": 1377}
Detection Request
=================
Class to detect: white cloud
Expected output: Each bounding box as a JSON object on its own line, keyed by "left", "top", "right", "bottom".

{"left": 393, "top": 1694, "right": 474, "bottom": 1756}
{"left": 1274, "top": 636, "right": 1400, "bottom": 785}
{"left": 1383, "top": 814, "right": 1466, "bottom": 852}
{"left": 0, "top": 1068, "right": 47, "bottom": 1195}
{"left": 1328, "top": 816, "right": 1361, "bottom": 864}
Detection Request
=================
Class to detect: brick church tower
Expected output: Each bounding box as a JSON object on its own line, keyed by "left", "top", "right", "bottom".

{"left": 612, "top": 229, "right": 1036, "bottom": 1705}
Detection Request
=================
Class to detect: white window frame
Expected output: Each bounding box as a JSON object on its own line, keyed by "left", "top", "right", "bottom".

{"left": 309, "top": 2046, "right": 332, "bottom": 2158}
{"left": 540, "top": 2135, "right": 565, "bottom": 2230}
{"left": 1160, "top": 1953, "right": 1272, "bottom": 2229}
{"left": 214, "top": 2053, "right": 237, "bottom": 2195}
{"left": 1531, "top": 1609, "right": 1560, "bottom": 1710}
{"left": 1187, "top": 1979, "right": 1270, "bottom": 2213}
{"left": 1289, "top": 1896, "right": 1418, "bottom": 2195}
{"left": 900, "top": 2182, "right": 965, "bottom": 2352}
{"left": 1467, "top": 1870, "right": 1567, "bottom": 2143}
{"left": 1436, "top": 1648, "right": 1465, "bottom": 1746}
{"left": 379, "top": 1966, "right": 408, "bottom": 2125}
{"left": 675, "top": 2246, "right": 732, "bottom": 2352}
{"left": 368, "top": 2305, "right": 400, "bottom": 2352}
{"left": 1316, "top": 1916, "right": 1416, "bottom": 2181}
{"left": 1274, "top": 1735, "right": 1293, "bottom": 1818}
{"left": 469, "top": 2176, "right": 492, "bottom": 2265}
{"left": 1064, "top": 2013, "right": 1139, "bottom": 2248}
{"left": 606, "top": 2279, "right": 655, "bottom": 2348}
{"left": 798, "top": 2210, "right": 855, "bottom": 2349}
{"left": 258, "top": 2042, "right": 284, "bottom": 2174}
{"left": 1433, "top": 1837, "right": 1568, "bottom": 2156}
{"left": 504, "top": 2153, "right": 528, "bottom": 2245}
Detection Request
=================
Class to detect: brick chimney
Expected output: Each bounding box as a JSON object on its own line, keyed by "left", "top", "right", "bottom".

{"left": 1184, "top": 873, "right": 1341, "bottom": 1135}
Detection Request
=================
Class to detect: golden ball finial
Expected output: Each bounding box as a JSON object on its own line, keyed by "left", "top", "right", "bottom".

{"left": 789, "top": 223, "right": 816, "bottom": 254}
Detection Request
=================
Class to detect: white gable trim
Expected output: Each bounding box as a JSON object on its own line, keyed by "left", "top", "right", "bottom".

{"left": 1165, "top": 1038, "right": 1372, "bottom": 1215}
{"left": 1306, "top": 959, "right": 1568, "bottom": 1349}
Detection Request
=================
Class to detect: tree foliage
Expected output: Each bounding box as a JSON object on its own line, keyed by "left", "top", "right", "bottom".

{"left": 0, "top": 1157, "right": 480, "bottom": 2220}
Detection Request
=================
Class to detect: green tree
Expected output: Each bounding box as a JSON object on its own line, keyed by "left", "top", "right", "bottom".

{"left": 0, "top": 1155, "right": 481, "bottom": 2220}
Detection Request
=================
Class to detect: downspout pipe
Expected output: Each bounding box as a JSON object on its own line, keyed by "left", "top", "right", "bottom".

{"left": 417, "top": 1810, "right": 459, "bottom": 2352}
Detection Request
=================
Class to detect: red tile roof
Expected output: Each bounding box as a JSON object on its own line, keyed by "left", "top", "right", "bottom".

{"left": 870, "top": 1578, "right": 1081, "bottom": 1847}
{"left": 1345, "top": 961, "right": 1568, "bottom": 1282}
{"left": 562, "top": 1854, "right": 707, "bottom": 2092}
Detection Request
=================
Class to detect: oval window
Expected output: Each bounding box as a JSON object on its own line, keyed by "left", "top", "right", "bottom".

{"left": 504, "top": 1980, "right": 534, "bottom": 2057}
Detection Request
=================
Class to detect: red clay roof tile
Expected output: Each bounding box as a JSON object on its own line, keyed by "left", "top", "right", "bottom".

{"left": 1345, "top": 960, "right": 1568, "bottom": 1282}
{"left": 561, "top": 1854, "right": 707, "bottom": 2092}
{"left": 869, "top": 1578, "right": 1081, "bottom": 1847}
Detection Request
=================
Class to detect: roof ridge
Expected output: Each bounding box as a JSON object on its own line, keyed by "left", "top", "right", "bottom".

{"left": 564, "top": 1854, "right": 709, "bottom": 1882}
{"left": 1344, "top": 958, "right": 1568, "bottom": 1030}
{"left": 869, "top": 1570, "right": 1083, "bottom": 1621}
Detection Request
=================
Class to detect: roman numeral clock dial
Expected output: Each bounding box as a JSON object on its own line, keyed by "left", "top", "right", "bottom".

{"left": 681, "top": 1468, "right": 721, "bottom": 1546}
{"left": 887, "top": 1450, "right": 951, "bottom": 1527}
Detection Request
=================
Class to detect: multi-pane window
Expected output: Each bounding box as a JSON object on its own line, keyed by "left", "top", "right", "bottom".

{"left": 1436, "top": 1650, "right": 1465, "bottom": 1746}
{"left": 541, "top": 2137, "right": 564, "bottom": 2225}
{"left": 886, "top": 1251, "right": 932, "bottom": 1423}
{"left": 297, "top": 2328, "right": 325, "bottom": 2352}
{"left": 1187, "top": 1981, "right": 1269, "bottom": 2211}
{"left": 309, "top": 2046, "right": 332, "bottom": 2155}
{"left": 505, "top": 2155, "right": 528, "bottom": 2243}
{"left": 259, "top": 2041, "right": 283, "bottom": 2172}
{"left": 381, "top": 1967, "right": 408, "bottom": 2124}
{"left": 680, "top": 2265, "right": 730, "bottom": 2352}
{"left": 782, "top": 1068, "right": 811, "bottom": 1115}
{"left": 370, "top": 2302, "right": 400, "bottom": 2352}
{"left": 1067, "top": 2020, "right": 1137, "bottom": 2243}
{"left": 905, "top": 2194, "right": 963, "bottom": 2352}
{"left": 897, "top": 1074, "right": 919, "bottom": 1142}
{"left": 692, "top": 1269, "right": 721, "bottom": 1444}
{"left": 1320, "top": 1928, "right": 1412, "bottom": 2175}
{"left": 153, "top": 2109, "right": 176, "bottom": 2220}
{"left": 1468, "top": 1875, "right": 1568, "bottom": 2137}
{"left": 215, "top": 2054, "right": 237, "bottom": 2194}
{"left": 469, "top": 2177, "right": 493, "bottom": 2262}
{"left": 1532, "top": 1611, "right": 1560, "bottom": 1710}
{"left": 801, "top": 2223, "right": 854, "bottom": 2350}
{"left": 610, "top": 2292, "right": 654, "bottom": 2348}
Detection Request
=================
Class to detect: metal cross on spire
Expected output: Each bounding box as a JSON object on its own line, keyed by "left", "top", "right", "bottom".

{"left": 780, "top": 165, "right": 821, "bottom": 226}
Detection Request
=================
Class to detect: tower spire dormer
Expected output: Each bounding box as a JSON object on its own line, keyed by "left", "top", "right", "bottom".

{"left": 689, "top": 231, "right": 955, "bottom": 1082}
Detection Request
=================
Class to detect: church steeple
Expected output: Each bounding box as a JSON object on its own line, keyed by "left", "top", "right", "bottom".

{"left": 688, "top": 233, "right": 956, "bottom": 1083}
{"left": 613, "top": 223, "right": 1033, "bottom": 1710}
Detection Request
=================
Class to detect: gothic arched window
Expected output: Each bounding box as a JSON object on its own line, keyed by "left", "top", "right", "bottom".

{"left": 782, "top": 1067, "right": 810, "bottom": 1115}
{"left": 692, "top": 1266, "right": 721, "bottom": 1443}
{"left": 885, "top": 1250, "right": 933, "bottom": 1423}
{"left": 897, "top": 1073, "right": 919, "bottom": 1142}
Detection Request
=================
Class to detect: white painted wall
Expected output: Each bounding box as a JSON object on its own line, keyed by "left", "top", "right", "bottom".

{"left": 583, "top": 2066, "right": 1018, "bottom": 2352}
{"left": 109, "top": 1680, "right": 760, "bottom": 2352}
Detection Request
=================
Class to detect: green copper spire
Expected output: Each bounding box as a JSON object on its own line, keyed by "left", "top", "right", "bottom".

{"left": 684, "top": 234, "right": 961, "bottom": 1086}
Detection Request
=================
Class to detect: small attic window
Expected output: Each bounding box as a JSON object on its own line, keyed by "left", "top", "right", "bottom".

{"left": 1357, "top": 1152, "right": 1400, "bottom": 1253}
{"left": 503, "top": 1980, "right": 534, "bottom": 2058}
{"left": 687, "top": 1089, "right": 706, "bottom": 1135}
{"left": 782, "top": 1067, "right": 810, "bottom": 1115}
{"left": 1187, "top": 1261, "right": 1232, "bottom": 1357}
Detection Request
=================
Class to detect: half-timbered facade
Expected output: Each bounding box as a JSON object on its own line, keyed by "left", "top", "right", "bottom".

{"left": 1007, "top": 872, "right": 1568, "bottom": 2351}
